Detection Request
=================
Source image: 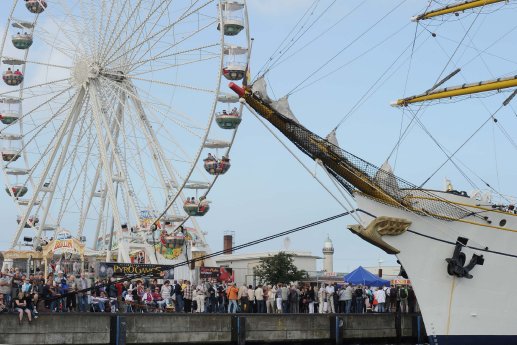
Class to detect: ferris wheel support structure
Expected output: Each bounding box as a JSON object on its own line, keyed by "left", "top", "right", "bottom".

{"left": 11, "top": 88, "right": 85, "bottom": 248}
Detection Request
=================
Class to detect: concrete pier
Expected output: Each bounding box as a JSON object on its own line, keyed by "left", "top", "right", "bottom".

{"left": 0, "top": 313, "right": 426, "bottom": 344}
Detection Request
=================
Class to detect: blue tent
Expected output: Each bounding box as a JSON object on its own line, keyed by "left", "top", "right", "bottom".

{"left": 344, "top": 266, "right": 390, "bottom": 287}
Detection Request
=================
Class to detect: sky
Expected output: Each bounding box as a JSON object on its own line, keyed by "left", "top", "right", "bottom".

{"left": 1, "top": 0, "right": 516, "bottom": 273}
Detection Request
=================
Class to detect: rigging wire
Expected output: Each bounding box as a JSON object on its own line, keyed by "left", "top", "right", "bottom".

{"left": 404, "top": 107, "right": 480, "bottom": 190}
{"left": 40, "top": 211, "right": 353, "bottom": 302}
{"left": 267, "top": 1, "right": 366, "bottom": 74}
{"left": 333, "top": 26, "right": 432, "bottom": 133}
{"left": 246, "top": 104, "right": 363, "bottom": 225}
{"left": 286, "top": 0, "right": 408, "bottom": 96}
{"left": 254, "top": 0, "right": 321, "bottom": 78}
{"left": 430, "top": 3, "right": 485, "bottom": 88}
{"left": 419, "top": 104, "right": 505, "bottom": 187}
{"left": 294, "top": 21, "right": 412, "bottom": 96}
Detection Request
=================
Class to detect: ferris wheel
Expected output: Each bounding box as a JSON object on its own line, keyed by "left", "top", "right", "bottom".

{"left": 0, "top": 0, "right": 251, "bottom": 261}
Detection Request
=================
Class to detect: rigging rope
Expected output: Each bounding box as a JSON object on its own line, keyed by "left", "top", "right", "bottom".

{"left": 267, "top": 1, "right": 365, "bottom": 74}
{"left": 287, "top": 0, "right": 408, "bottom": 96}
{"left": 246, "top": 104, "right": 363, "bottom": 225}
{"left": 420, "top": 104, "right": 505, "bottom": 187}
{"left": 255, "top": 0, "right": 321, "bottom": 78}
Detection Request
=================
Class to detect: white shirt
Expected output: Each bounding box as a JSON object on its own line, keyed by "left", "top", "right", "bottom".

{"left": 374, "top": 289, "right": 386, "bottom": 303}
{"left": 325, "top": 285, "right": 335, "bottom": 296}
{"left": 254, "top": 287, "right": 264, "bottom": 301}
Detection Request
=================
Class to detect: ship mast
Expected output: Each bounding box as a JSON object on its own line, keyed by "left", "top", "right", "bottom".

{"left": 395, "top": 0, "right": 515, "bottom": 106}
{"left": 392, "top": 75, "right": 517, "bottom": 107}
{"left": 413, "top": 0, "right": 507, "bottom": 21}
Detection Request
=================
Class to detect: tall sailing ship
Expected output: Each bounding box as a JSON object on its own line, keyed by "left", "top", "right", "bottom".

{"left": 232, "top": 1, "right": 517, "bottom": 344}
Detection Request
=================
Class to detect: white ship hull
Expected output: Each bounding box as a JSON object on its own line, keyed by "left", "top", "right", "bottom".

{"left": 355, "top": 191, "right": 517, "bottom": 345}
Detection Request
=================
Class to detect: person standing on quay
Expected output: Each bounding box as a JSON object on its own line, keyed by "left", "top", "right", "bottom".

{"left": 374, "top": 286, "right": 386, "bottom": 313}
{"left": 326, "top": 283, "right": 335, "bottom": 313}
{"left": 266, "top": 285, "right": 276, "bottom": 313}
{"left": 399, "top": 285, "right": 408, "bottom": 313}
{"left": 307, "top": 285, "right": 315, "bottom": 314}
{"left": 255, "top": 284, "right": 265, "bottom": 313}
{"left": 173, "top": 280, "right": 183, "bottom": 312}
{"left": 238, "top": 283, "right": 248, "bottom": 313}
{"left": 227, "top": 283, "right": 239, "bottom": 313}
{"left": 354, "top": 285, "right": 364, "bottom": 313}
{"left": 280, "top": 283, "right": 289, "bottom": 313}
{"left": 275, "top": 284, "right": 283, "bottom": 313}
{"left": 183, "top": 281, "right": 193, "bottom": 313}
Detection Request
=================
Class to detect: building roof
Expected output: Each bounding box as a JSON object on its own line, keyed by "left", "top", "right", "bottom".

{"left": 215, "top": 250, "right": 322, "bottom": 262}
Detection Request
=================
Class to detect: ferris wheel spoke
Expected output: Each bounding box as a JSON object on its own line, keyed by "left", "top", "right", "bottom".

{"left": 99, "top": 0, "right": 147, "bottom": 64}
{"left": 11, "top": 88, "right": 86, "bottom": 247}
{"left": 38, "top": 10, "right": 85, "bottom": 58}
{"left": 96, "top": 0, "right": 115, "bottom": 59}
{"left": 3, "top": 90, "right": 77, "bottom": 176}
{"left": 35, "top": 89, "right": 89, "bottom": 242}
{"left": 126, "top": 83, "right": 201, "bottom": 207}
{"left": 89, "top": 83, "right": 125, "bottom": 257}
{"left": 25, "top": 60, "right": 72, "bottom": 70}
{"left": 0, "top": 78, "right": 71, "bottom": 98}
{"left": 77, "top": 0, "right": 100, "bottom": 58}
{"left": 55, "top": 111, "right": 91, "bottom": 225}
{"left": 128, "top": 56, "right": 219, "bottom": 77}
{"left": 101, "top": 76, "right": 206, "bottom": 140}
{"left": 77, "top": 117, "right": 97, "bottom": 237}
{"left": 128, "top": 21, "right": 218, "bottom": 73}
{"left": 105, "top": 0, "right": 214, "bottom": 67}
{"left": 96, "top": 0, "right": 131, "bottom": 64}
{"left": 106, "top": 0, "right": 170, "bottom": 66}
{"left": 102, "top": 0, "right": 173, "bottom": 65}
{"left": 90, "top": 82, "right": 141, "bottom": 229}
{"left": 101, "top": 81, "right": 172, "bottom": 197}
{"left": 121, "top": 42, "right": 219, "bottom": 73}
{"left": 125, "top": 75, "right": 215, "bottom": 94}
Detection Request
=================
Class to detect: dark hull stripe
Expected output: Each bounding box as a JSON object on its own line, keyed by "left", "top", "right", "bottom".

{"left": 431, "top": 335, "right": 517, "bottom": 345}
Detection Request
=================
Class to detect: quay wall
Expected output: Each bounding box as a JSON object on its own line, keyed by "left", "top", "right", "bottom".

{"left": 0, "top": 313, "right": 426, "bottom": 344}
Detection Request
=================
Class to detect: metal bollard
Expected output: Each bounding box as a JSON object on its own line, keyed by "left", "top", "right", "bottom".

{"left": 110, "top": 315, "right": 127, "bottom": 345}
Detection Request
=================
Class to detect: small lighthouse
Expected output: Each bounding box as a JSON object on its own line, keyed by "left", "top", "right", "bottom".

{"left": 322, "top": 235, "right": 334, "bottom": 273}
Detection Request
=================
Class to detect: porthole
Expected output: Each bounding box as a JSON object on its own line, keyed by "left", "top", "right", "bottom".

{"left": 499, "top": 219, "right": 507, "bottom": 227}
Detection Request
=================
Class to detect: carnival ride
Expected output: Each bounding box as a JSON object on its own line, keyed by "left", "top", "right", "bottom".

{"left": 0, "top": 0, "right": 251, "bottom": 273}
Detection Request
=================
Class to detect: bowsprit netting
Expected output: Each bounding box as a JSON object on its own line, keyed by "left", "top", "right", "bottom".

{"left": 233, "top": 81, "right": 475, "bottom": 222}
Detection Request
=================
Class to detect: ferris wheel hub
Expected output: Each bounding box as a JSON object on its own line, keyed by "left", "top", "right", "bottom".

{"left": 72, "top": 59, "right": 106, "bottom": 86}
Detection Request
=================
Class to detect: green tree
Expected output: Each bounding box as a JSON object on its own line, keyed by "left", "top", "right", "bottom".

{"left": 254, "top": 251, "right": 308, "bottom": 285}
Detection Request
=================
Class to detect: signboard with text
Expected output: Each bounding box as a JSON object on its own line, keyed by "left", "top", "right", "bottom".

{"left": 200, "top": 266, "right": 233, "bottom": 282}
{"left": 98, "top": 262, "right": 174, "bottom": 279}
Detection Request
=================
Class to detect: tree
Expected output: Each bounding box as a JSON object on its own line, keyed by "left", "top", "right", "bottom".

{"left": 254, "top": 252, "right": 308, "bottom": 285}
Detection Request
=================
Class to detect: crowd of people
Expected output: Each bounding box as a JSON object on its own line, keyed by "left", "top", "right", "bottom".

{"left": 0, "top": 266, "right": 418, "bottom": 323}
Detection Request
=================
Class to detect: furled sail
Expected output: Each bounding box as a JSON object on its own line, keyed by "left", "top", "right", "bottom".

{"left": 272, "top": 96, "right": 299, "bottom": 124}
